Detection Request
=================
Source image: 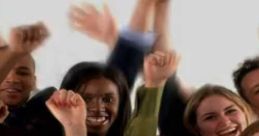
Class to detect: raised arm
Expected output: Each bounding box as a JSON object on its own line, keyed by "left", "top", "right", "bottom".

{"left": 46, "top": 89, "right": 87, "bottom": 136}
{"left": 153, "top": 1, "right": 193, "bottom": 135}
{"left": 124, "top": 50, "right": 180, "bottom": 136}
{"left": 69, "top": 1, "right": 156, "bottom": 90}
{"left": 153, "top": 0, "right": 171, "bottom": 51}
{"left": 0, "top": 22, "right": 49, "bottom": 83}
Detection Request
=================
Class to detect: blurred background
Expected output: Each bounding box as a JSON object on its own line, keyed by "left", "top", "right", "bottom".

{"left": 0, "top": 0, "right": 259, "bottom": 92}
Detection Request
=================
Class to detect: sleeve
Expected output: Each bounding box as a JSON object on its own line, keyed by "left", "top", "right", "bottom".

{"left": 159, "top": 75, "right": 192, "bottom": 136}
{"left": 124, "top": 86, "right": 163, "bottom": 136}
{"left": 107, "top": 28, "right": 156, "bottom": 90}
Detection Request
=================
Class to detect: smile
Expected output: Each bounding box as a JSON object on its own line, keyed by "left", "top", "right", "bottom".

{"left": 87, "top": 116, "right": 109, "bottom": 127}
{"left": 217, "top": 125, "right": 240, "bottom": 136}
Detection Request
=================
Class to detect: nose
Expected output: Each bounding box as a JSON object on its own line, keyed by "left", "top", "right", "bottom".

{"left": 4, "top": 72, "right": 20, "bottom": 84}
{"left": 88, "top": 98, "right": 105, "bottom": 112}
{"left": 218, "top": 115, "right": 231, "bottom": 127}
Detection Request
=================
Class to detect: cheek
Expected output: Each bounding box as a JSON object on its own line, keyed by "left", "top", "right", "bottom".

{"left": 112, "top": 101, "right": 120, "bottom": 117}
{"left": 23, "top": 78, "right": 35, "bottom": 90}
{"left": 232, "top": 112, "right": 248, "bottom": 130}
{"left": 197, "top": 120, "right": 217, "bottom": 136}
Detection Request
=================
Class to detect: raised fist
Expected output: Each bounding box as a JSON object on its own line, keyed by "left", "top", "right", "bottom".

{"left": 8, "top": 22, "right": 49, "bottom": 55}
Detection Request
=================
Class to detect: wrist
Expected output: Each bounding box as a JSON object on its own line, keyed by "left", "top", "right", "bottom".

{"left": 63, "top": 122, "right": 86, "bottom": 136}
{"left": 7, "top": 47, "right": 29, "bottom": 58}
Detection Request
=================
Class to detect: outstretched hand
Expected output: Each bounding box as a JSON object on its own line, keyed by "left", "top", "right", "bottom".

{"left": 8, "top": 22, "right": 49, "bottom": 56}
{"left": 69, "top": 2, "right": 118, "bottom": 49}
{"left": 0, "top": 100, "right": 9, "bottom": 124}
{"left": 144, "top": 50, "right": 180, "bottom": 87}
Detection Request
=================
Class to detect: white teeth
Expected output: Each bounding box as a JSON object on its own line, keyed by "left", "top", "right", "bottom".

{"left": 219, "top": 127, "right": 235, "bottom": 135}
{"left": 87, "top": 117, "right": 106, "bottom": 123}
{"left": 6, "top": 89, "right": 19, "bottom": 93}
{"left": 218, "top": 127, "right": 238, "bottom": 136}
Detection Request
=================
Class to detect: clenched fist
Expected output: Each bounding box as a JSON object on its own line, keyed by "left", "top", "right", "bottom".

{"left": 8, "top": 22, "right": 49, "bottom": 55}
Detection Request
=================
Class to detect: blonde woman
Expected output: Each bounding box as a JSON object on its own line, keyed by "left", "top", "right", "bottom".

{"left": 184, "top": 84, "right": 253, "bottom": 136}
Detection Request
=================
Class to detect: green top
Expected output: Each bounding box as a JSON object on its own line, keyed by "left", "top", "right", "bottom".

{"left": 124, "top": 86, "right": 164, "bottom": 136}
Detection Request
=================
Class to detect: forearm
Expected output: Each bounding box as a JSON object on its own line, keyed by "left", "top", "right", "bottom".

{"left": 130, "top": 0, "right": 156, "bottom": 32}
{"left": 154, "top": 1, "right": 171, "bottom": 51}
{"left": 0, "top": 47, "right": 23, "bottom": 83}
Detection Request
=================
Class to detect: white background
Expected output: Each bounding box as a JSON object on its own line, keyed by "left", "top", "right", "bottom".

{"left": 0, "top": 0, "right": 259, "bottom": 92}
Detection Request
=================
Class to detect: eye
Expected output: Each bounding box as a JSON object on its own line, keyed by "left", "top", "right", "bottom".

{"left": 16, "top": 70, "right": 31, "bottom": 76}
{"left": 225, "top": 109, "right": 237, "bottom": 115}
{"left": 254, "top": 88, "right": 259, "bottom": 95}
{"left": 102, "top": 96, "right": 113, "bottom": 104}
{"left": 204, "top": 115, "right": 217, "bottom": 121}
{"left": 83, "top": 96, "right": 93, "bottom": 103}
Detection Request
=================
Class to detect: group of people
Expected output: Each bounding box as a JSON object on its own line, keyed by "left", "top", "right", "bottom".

{"left": 1, "top": 0, "right": 259, "bottom": 136}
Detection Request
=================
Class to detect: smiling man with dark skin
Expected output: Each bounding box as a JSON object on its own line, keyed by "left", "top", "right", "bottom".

{"left": 0, "top": 22, "right": 49, "bottom": 110}
{"left": 0, "top": 55, "right": 36, "bottom": 109}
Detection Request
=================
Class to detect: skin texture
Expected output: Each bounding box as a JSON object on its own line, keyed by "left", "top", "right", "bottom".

{"left": 144, "top": 51, "right": 180, "bottom": 88}
{"left": 196, "top": 95, "right": 247, "bottom": 136}
{"left": 69, "top": 2, "right": 118, "bottom": 49}
{"left": 78, "top": 77, "right": 119, "bottom": 136}
{"left": 0, "top": 22, "right": 48, "bottom": 84}
{"left": 0, "top": 55, "right": 36, "bottom": 108}
{"left": 241, "top": 69, "right": 259, "bottom": 115}
{"left": 0, "top": 100, "right": 9, "bottom": 123}
{"left": 46, "top": 90, "right": 87, "bottom": 136}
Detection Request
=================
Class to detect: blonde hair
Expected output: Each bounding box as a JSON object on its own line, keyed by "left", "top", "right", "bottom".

{"left": 184, "top": 84, "right": 253, "bottom": 136}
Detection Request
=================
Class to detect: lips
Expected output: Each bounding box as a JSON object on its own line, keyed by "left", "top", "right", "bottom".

{"left": 217, "top": 124, "right": 240, "bottom": 136}
{"left": 87, "top": 116, "right": 109, "bottom": 127}
{"left": 0, "top": 87, "right": 22, "bottom": 94}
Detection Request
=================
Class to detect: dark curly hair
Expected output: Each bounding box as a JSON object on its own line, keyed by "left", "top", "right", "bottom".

{"left": 233, "top": 56, "right": 259, "bottom": 103}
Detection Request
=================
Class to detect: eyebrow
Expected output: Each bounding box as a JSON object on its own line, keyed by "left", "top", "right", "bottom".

{"left": 224, "top": 105, "right": 235, "bottom": 111}
{"left": 17, "top": 66, "right": 31, "bottom": 71}
{"left": 201, "top": 105, "right": 235, "bottom": 118}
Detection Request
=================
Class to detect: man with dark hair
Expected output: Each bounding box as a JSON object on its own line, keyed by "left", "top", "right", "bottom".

{"left": 233, "top": 56, "right": 259, "bottom": 115}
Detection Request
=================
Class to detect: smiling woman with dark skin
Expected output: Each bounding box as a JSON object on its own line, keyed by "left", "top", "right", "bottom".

{"left": 57, "top": 62, "right": 131, "bottom": 136}
{"left": 45, "top": 50, "right": 179, "bottom": 136}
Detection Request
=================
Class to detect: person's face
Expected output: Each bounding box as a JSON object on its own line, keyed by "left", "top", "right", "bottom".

{"left": 79, "top": 77, "right": 119, "bottom": 136}
{"left": 0, "top": 56, "right": 36, "bottom": 107}
{"left": 196, "top": 95, "right": 247, "bottom": 136}
{"left": 241, "top": 69, "right": 259, "bottom": 115}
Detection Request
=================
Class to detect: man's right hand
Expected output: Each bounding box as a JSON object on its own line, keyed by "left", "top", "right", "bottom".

{"left": 8, "top": 22, "right": 49, "bottom": 56}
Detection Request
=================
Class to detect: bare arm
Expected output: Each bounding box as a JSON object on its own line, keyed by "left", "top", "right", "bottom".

{"left": 130, "top": 0, "right": 157, "bottom": 32}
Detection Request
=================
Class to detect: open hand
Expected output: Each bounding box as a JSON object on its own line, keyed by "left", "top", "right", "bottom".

{"left": 69, "top": 2, "right": 118, "bottom": 49}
